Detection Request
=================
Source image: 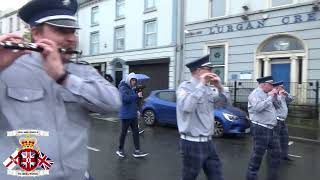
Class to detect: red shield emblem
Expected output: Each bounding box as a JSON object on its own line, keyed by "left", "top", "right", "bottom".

{"left": 18, "top": 149, "right": 38, "bottom": 171}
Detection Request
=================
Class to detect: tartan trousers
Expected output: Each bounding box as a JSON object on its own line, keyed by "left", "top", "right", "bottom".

{"left": 246, "top": 123, "right": 281, "bottom": 180}
{"left": 278, "top": 120, "right": 289, "bottom": 159}
{"left": 179, "top": 139, "right": 224, "bottom": 180}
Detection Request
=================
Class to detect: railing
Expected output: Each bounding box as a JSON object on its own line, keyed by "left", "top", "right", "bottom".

{"left": 226, "top": 80, "right": 320, "bottom": 140}
{"left": 226, "top": 80, "right": 320, "bottom": 106}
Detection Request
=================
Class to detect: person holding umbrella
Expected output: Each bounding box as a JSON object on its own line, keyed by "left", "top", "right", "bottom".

{"left": 116, "top": 72, "right": 149, "bottom": 158}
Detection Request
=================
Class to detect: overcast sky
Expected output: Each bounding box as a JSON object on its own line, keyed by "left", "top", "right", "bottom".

{"left": 0, "top": 0, "right": 29, "bottom": 11}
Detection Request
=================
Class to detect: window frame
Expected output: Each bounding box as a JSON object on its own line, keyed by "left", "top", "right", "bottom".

{"left": 114, "top": 25, "right": 125, "bottom": 51}
{"left": 143, "top": 19, "right": 157, "bottom": 48}
{"left": 205, "top": 42, "right": 229, "bottom": 83}
{"left": 115, "top": 0, "right": 125, "bottom": 19}
{"left": 9, "top": 17, "right": 13, "bottom": 33}
{"left": 144, "top": 0, "right": 156, "bottom": 12}
{"left": 16, "top": 17, "right": 21, "bottom": 31}
{"left": 91, "top": 6, "right": 99, "bottom": 26}
{"left": 0, "top": 21, "right": 2, "bottom": 34}
{"left": 269, "top": 0, "right": 296, "bottom": 8}
{"left": 209, "top": 0, "right": 229, "bottom": 19}
{"left": 90, "top": 31, "right": 100, "bottom": 55}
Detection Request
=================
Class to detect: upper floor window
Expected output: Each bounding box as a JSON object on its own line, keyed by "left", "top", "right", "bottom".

{"left": 91, "top": 6, "right": 99, "bottom": 26}
{"left": 0, "top": 22, "right": 2, "bottom": 34}
{"left": 144, "top": 20, "right": 157, "bottom": 48}
{"left": 145, "top": 0, "right": 156, "bottom": 11}
{"left": 114, "top": 26, "right": 125, "bottom": 51}
{"left": 211, "top": 0, "right": 226, "bottom": 18}
{"left": 116, "top": 0, "right": 125, "bottom": 19}
{"left": 90, "top": 31, "right": 100, "bottom": 55}
{"left": 9, "top": 18, "right": 13, "bottom": 33}
{"left": 17, "top": 17, "right": 21, "bottom": 31}
{"left": 271, "top": 0, "right": 293, "bottom": 7}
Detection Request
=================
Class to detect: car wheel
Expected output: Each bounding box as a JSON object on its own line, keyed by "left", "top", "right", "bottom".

{"left": 213, "top": 119, "right": 224, "bottom": 138}
{"left": 143, "top": 110, "right": 156, "bottom": 126}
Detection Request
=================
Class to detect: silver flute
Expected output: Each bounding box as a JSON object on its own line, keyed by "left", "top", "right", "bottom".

{"left": 0, "top": 41, "right": 82, "bottom": 55}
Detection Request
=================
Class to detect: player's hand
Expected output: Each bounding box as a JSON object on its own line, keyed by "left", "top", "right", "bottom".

{"left": 36, "top": 39, "right": 65, "bottom": 80}
{"left": 0, "top": 33, "right": 30, "bottom": 71}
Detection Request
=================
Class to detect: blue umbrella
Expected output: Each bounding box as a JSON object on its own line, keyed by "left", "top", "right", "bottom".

{"left": 134, "top": 73, "right": 150, "bottom": 83}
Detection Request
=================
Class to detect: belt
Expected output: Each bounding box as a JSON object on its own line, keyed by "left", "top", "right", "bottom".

{"left": 180, "top": 134, "right": 212, "bottom": 142}
{"left": 251, "top": 121, "right": 274, "bottom": 130}
{"left": 277, "top": 117, "right": 285, "bottom": 121}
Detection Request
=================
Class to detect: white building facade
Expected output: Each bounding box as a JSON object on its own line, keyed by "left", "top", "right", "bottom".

{"left": 184, "top": 0, "right": 320, "bottom": 104}
{"left": 77, "top": 0, "right": 180, "bottom": 94}
{"left": 0, "top": 9, "right": 30, "bottom": 36}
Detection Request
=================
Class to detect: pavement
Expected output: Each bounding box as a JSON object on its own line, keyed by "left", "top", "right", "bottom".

{"left": 88, "top": 114, "right": 320, "bottom": 180}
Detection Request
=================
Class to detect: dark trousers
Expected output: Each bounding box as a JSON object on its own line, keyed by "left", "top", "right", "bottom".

{"left": 179, "top": 139, "right": 224, "bottom": 180}
{"left": 278, "top": 120, "right": 289, "bottom": 159}
{"left": 246, "top": 124, "right": 280, "bottom": 180}
{"left": 85, "top": 175, "right": 94, "bottom": 180}
{"left": 119, "top": 118, "right": 140, "bottom": 150}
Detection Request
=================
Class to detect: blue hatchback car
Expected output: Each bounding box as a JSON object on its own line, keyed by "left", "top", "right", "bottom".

{"left": 142, "top": 89, "right": 250, "bottom": 137}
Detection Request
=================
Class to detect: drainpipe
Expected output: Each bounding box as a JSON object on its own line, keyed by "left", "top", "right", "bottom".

{"left": 175, "top": 0, "right": 185, "bottom": 88}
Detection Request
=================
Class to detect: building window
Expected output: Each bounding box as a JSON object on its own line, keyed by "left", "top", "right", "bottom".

{"left": 144, "top": 20, "right": 157, "bottom": 48}
{"left": 209, "top": 46, "right": 225, "bottom": 81}
{"left": 90, "top": 31, "right": 99, "bottom": 55}
{"left": 114, "top": 26, "right": 125, "bottom": 51}
{"left": 16, "top": 17, "right": 21, "bottom": 31}
{"left": 271, "top": 0, "right": 293, "bottom": 7}
{"left": 145, "top": 0, "right": 156, "bottom": 11}
{"left": 9, "top": 18, "right": 13, "bottom": 33}
{"left": 260, "top": 35, "right": 304, "bottom": 52}
{"left": 91, "top": 6, "right": 99, "bottom": 26}
{"left": 211, "top": 0, "right": 226, "bottom": 18}
{"left": 116, "top": 0, "right": 125, "bottom": 19}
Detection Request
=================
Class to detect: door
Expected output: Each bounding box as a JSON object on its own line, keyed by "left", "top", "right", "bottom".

{"left": 271, "top": 63, "right": 291, "bottom": 92}
{"left": 129, "top": 61, "right": 169, "bottom": 97}
{"left": 115, "top": 71, "right": 123, "bottom": 88}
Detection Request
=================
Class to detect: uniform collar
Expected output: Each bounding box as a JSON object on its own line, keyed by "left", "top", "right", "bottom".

{"left": 191, "top": 77, "right": 201, "bottom": 84}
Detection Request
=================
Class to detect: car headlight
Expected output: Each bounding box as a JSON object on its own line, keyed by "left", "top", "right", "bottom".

{"left": 223, "top": 113, "right": 239, "bottom": 121}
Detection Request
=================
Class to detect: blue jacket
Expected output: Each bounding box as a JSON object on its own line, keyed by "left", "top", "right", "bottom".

{"left": 119, "top": 80, "right": 138, "bottom": 119}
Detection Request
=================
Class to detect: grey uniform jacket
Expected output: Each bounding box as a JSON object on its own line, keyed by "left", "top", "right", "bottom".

{"left": 248, "top": 87, "right": 279, "bottom": 126}
{"left": 0, "top": 52, "right": 121, "bottom": 180}
{"left": 176, "top": 78, "right": 219, "bottom": 137}
{"left": 274, "top": 93, "right": 294, "bottom": 119}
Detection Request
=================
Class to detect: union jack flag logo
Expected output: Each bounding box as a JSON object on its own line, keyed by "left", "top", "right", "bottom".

{"left": 19, "top": 149, "right": 38, "bottom": 171}
{"left": 37, "top": 151, "right": 54, "bottom": 170}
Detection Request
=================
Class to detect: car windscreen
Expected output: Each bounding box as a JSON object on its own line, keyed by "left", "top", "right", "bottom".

{"left": 156, "top": 91, "right": 176, "bottom": 102}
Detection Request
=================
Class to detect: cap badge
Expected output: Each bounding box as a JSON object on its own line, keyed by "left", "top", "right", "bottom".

{"left": 62, "top": 0, "right": 71, "bottom": 6}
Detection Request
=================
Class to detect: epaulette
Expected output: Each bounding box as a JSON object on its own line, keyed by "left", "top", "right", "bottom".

{"left": 70, "top": 60, "right": 90, "bottom": 65}
{"left": 183, "top": 80, "right": 191, "bottom": 84}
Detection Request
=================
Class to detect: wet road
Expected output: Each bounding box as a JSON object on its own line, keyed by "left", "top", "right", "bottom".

{"left": 88, "top": 116, "right": 320, "bottom": 180}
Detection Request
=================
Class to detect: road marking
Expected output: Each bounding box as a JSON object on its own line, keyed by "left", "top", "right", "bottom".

{"left": 288, "top": 141, "right": 294, "bottom": 146}
{"left": 87, "top": 146, "right": 101, "bottom": 152}
{"left": 93, "top": 117, "right": 118, "bottom": 122}
{"left": 288, "top": 154, "right": 302, "bottom": 158}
